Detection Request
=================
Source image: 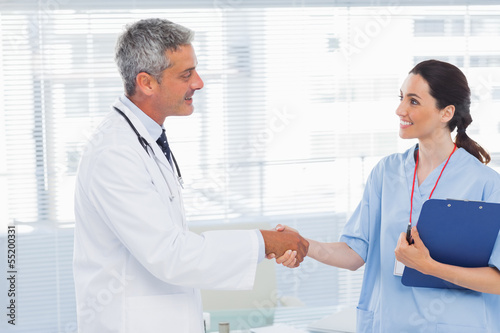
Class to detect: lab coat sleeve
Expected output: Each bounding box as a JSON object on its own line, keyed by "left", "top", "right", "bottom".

{"left": 339, "top": 164, "right": 382, "bottom": 262}
{"left": 85, "top": 144, "right": 258, "bottom": 290}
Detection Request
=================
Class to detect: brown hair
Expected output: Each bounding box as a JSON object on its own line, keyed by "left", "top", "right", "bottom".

{"left": 410, "top": 59, "right": 490, "bottom": 164}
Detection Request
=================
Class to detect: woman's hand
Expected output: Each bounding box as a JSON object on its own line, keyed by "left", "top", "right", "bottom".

{"left": 275, "top": 249, "right": 298, "bottom": 267}
{"left": 267, "top": 224, "right": 301, "bottom": 268}
{"left": 274, "top": 224, "right": 298, "bottom": 234}
{"left": 394, "top": 226, "right": 434, "bottom": 274}
{"left": 395, "top": 226, "right": 500, "bottom": 294}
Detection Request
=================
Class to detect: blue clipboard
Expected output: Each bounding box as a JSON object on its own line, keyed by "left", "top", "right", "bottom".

{"left": 401, "top": 199, "right": 500, "bottom": 289}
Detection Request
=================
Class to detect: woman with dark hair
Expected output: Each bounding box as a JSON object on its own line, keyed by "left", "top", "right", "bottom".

{"left": 409, "top": 59, "right": 490, "bottom": 164}
{"left": 274, "top": 60, "right": 500, "bottom": 332}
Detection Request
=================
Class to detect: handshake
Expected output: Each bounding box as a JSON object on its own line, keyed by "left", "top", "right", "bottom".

{"left": 260, "top": 225, "right": 309, "bottom": 268}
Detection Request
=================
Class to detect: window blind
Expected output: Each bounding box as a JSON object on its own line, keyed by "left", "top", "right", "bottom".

{"left": 1, "top": 2, "right": 500, "bottom": 332}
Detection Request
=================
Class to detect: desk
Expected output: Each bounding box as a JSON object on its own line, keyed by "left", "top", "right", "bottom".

{"left": 207, "top": 305, "right": 348, "bottom": 332}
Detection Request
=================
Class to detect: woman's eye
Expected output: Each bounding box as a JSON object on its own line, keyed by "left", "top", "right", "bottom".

{"left": 410, "top": 98, "right": 419, "bottom": 105}
{"left": 398, "top": 95, "right": 403, "bottom": 101}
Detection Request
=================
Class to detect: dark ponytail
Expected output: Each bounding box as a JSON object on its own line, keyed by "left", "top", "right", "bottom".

{"left": 410, "top": 59, "right": 490, "bottom": 164}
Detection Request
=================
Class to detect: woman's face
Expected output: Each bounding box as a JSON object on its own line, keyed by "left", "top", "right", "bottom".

{"left": 395, "top": 73, "right": 451, "bottom": 141}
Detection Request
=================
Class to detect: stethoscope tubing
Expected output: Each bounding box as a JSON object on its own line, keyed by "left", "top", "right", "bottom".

{"left": 113, "top": 106, "right": 184, "bottom": 198}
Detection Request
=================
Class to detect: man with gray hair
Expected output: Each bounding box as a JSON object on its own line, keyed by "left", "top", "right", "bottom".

{"left": 73, "top": 18, "right": 308, "bottom": 333}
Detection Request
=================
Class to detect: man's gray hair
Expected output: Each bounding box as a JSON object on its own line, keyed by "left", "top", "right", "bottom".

{"left": 115, "top": 18, "right": 194, "bottom": 96}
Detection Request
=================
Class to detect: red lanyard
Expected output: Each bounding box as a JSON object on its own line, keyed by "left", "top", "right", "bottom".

{"left": 409, "top": 144, "right": 457, "bottom": 226}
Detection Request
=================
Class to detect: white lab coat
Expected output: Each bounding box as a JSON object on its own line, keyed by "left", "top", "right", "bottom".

{"left": 73, "top": 99, "right": 260, "bottom": 333}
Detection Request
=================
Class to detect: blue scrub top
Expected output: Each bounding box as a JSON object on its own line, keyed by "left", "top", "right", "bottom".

{"left": 340, "top": 144, "right": 500, "bottom": 333}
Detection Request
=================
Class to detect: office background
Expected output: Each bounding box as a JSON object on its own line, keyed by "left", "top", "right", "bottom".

{"left": 1, "top": 0, "right": 500, "bottom": 331}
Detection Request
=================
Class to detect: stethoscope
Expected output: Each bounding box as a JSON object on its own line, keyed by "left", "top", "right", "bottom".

{"left": 113, "top": 106, "right": 184, "bottom": 199}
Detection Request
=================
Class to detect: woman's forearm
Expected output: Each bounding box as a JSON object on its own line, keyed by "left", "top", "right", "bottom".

{"left": 395, "top": 228, "right": 500, "bottom": 295}
{"left": 423, "top": 261, "right": 500, "bottom": 294}
{"left": 307, "top": 239, "right": 365, "bottom": 271}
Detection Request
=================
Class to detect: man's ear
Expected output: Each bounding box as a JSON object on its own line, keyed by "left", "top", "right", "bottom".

{"left": 135, "top": 72, "right": 158, "bottom": 96}
{"left": 441, "top": 105, "right": 455, "bottom": 123}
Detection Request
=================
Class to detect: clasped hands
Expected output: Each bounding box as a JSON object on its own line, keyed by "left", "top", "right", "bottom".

{"left": 261, "top": 225, "right": 307, "bottom": 268}
{"left": 266, "top": 224, "right": 435, "bottom": 271}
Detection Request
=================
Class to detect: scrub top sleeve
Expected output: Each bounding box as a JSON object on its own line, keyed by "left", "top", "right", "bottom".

{"left": 340, "top": 203, "right": 369, "bottom": 262}
{"left": 484, "top": 177, "right": 500, "bottom": 269}
{"left": 488, "top": 230, "right": 500, "bottom": 269}
{"left": 339, "top": 168, "right": 381, "bottom": 262}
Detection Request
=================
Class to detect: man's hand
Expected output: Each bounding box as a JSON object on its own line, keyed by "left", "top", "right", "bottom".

{"left": 260, "top": 229, "right": 309, "bottom": 267}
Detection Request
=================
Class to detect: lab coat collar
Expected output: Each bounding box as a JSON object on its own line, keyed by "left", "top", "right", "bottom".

{"left": 111, "top": 98, "right": 174, "bottom": 175}
{"left": 119, "top": 94, "right": 163, "bottom": 142}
